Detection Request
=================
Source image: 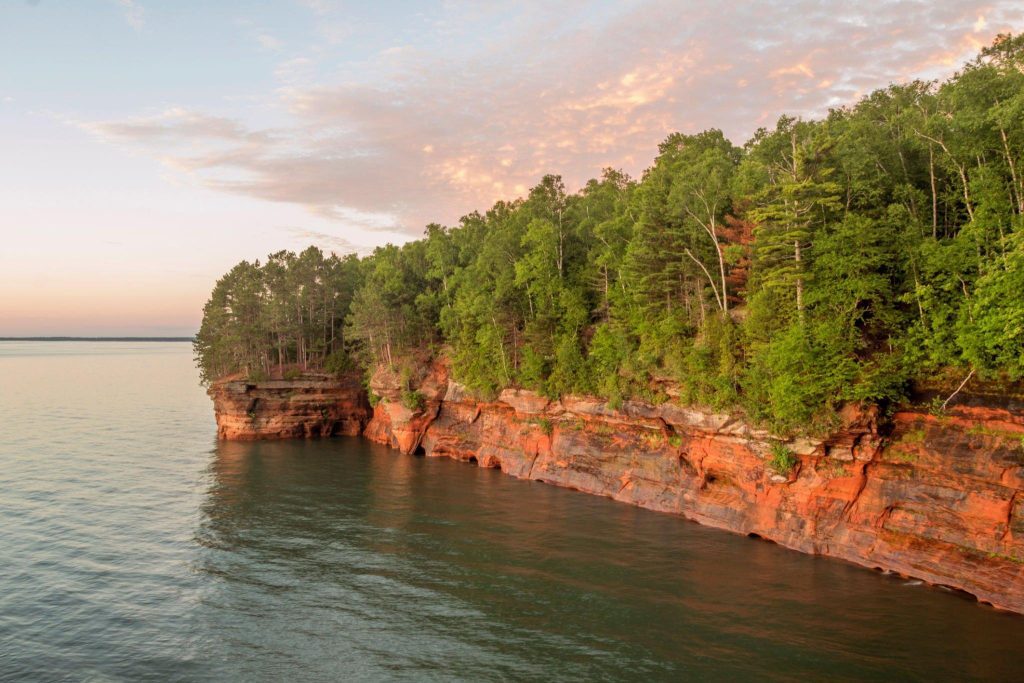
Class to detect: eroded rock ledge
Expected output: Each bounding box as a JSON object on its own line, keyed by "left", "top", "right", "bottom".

{"left": 208, "top": 373, "right": 370, "bottom": 440}
{"left": 210, "top": 362, "right": 1024, "bottom": 613}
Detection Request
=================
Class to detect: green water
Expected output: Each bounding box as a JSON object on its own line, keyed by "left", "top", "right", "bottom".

{"left": 1, "top": 341, "right": 1022, "bottom": 681}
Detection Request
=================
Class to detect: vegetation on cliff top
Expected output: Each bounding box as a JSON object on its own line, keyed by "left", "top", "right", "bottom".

{"left": 195, "top": 36, "right": 1024, "bottom": 435}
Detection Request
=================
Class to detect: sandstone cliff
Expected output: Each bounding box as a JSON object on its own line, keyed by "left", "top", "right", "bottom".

{"left": 210, "top": 362, "right": 1024, "bottom": 613}
{"left": 208, "top": 373, "right": 370, "bottom": 440}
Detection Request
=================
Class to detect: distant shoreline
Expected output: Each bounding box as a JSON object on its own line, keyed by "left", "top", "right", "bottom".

{"left": 0, "top": 337, "right": 194, "bottom": 342}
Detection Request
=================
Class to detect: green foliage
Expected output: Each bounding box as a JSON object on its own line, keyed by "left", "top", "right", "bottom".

{"left": 247, "top": 368, "right": 268, "bottom": 383}
{"left": 283, "top": 368, "right": 303, "bottom": 380}
{"left": 400, "top": 389, "right": 426, "bottom": 412}
{"left": 194, "top": 248, "right": 362, "bottom": 384}
{"left": 768, "top": 443, "right": 798, "bottom": 474}
{"left": 742, "top": 322, "right": 851, "bottom": 435}
{"left": 195, "top": 35, "right": 1024, "bottom": 436}
{"left": 529, "top": 417, "right": 554, "bottom": 436}
{"left": 547, "top": 333, "right": 591, "bottom": 398}
{"left": 675, "top": 314, "right": 741, "bottom": 409}
{"left": 901, "top": 428, "right": 927, "bottom": 444}
{"left": 892, "top": 450, "right": 919, "bottom": 464}
{"left": 956, "top": 233, "right": 1024, "bottom": 379}
{"left": 323, "top": 349, "right": 353, "bottom": 376}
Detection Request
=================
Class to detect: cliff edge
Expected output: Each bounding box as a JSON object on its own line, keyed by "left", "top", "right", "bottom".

{"left": 209, "top": 361, "right": 1024, "bottom": 613}
{"left": 208, "top": 373, "right": 370, "bottom": 440}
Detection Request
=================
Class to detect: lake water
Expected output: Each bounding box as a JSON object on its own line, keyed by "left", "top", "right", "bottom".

{"left": 1, "top": 341, "right": 1022, "bottom": 681}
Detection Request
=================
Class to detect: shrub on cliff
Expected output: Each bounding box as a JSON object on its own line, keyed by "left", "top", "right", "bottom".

{"left": 323, "top": 349, "right": 353, "bottom": 377}
{"left": 768, "top": 443, "right": 798, "bottom": 475}
{"left": 401, "top": 389, "right": 426, "bottom": 412}
{"left": 247, "top": 368, "right": 268, "bottom": 383}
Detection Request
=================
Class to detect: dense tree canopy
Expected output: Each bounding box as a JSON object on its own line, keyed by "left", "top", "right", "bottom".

{"left": 196, "top": 36, "right": 1024, "bottom": 434}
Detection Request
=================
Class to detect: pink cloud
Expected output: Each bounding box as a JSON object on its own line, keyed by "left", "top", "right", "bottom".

{"left": 83, "top": 0, "right": 1024, "bottom": 238}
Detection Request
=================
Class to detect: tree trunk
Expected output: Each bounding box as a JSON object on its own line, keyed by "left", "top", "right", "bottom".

{"left": 999, "top": 126, "right": 1023, "bottom": 214}
{"left": 795, "top": 239, "right": 804, "bottom": 321}
{"left": 929, "top": 144, "right": 938, "bottom": 238}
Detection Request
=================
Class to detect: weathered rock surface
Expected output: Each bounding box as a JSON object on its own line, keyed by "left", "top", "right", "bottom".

{"left": 211, "top": 362, "right": 1024, "bottom": 613}
{"left": 208, "top": 374, "right": 369, "bottom": 440}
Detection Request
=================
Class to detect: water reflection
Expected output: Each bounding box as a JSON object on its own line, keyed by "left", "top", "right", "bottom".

{"left": 193, "top": 437, "right": 1024, "bottom": 681}
{"left": 6, "top": 341, "right": 1018, "bottom": 681}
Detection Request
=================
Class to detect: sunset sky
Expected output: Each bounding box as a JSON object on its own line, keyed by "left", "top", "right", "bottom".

{"left": 1, "top": 0, "right": 1021, "bottom": 336}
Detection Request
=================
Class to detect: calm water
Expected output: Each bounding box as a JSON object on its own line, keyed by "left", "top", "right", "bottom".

{"left": 1, "top": 342, "right": 1023, "bottom": 681}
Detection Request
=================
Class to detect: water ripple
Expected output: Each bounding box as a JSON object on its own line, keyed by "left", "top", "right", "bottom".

{"left": 1, "top": 342, "right": 1023, "bottom": 681}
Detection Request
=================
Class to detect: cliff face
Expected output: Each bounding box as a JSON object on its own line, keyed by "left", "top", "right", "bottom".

{"left": 208, "top": 374, "right": 370, "bottom": 440}
{"left": 210, "top": 362, "right": 1024, "bottom": 613}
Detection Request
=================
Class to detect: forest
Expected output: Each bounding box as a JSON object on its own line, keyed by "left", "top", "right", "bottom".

{"left": 194, "top": 35, "right": 1024, "bottom": 435}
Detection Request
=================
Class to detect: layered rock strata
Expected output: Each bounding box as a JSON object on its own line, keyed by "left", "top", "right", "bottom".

{"left": 208, "top": 374, "right": 370, "bottom": 440}
{"left": 211, "top": 364, "right": 1024, "bottom": 613}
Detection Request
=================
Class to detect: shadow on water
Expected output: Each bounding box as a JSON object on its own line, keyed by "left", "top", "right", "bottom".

{"left": 192, "top": 437, "right": 1024, "bottom": 681}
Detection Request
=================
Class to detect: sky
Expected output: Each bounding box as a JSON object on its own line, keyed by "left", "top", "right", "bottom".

{"left": 1, "top": 1, "right": 1021, "bottom": 336}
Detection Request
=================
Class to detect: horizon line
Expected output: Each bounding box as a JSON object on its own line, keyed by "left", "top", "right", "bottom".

{"left": 0, "top": 336, "right": 195, "bottom": 342}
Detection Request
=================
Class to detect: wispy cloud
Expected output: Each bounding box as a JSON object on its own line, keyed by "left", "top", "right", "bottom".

{"left": 115, "top": 0, "right": 144, "bottom": 31}
{"left": 83, "top": 0, "right": 1023, "bottom": 237}
{"left": 281, "top": 227, "right": 366, "bottom": 255}
{"left": 82, "top": 107, "right": 270, "bottom": 144}
{"left": 234, "top": 17, "right": 287, "bottom": 52}
{"left": 255, "top": 32, "right": 285, "bottom": 51}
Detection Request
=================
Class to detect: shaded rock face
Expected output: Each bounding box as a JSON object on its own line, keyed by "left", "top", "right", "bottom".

{"left": 211, "top": 362, "right": 1024, "bottom": 613}
{"left": 208, "top": 374, "right": 370, "bottom": 440}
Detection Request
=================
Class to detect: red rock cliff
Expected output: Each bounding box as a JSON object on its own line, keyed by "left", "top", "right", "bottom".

{"left": 362, "top": 361, "right": 1024, "bottom": 613}
{"left": 208, "top": 373, "right": 370, "bottom": 440}
{"left": 211, "top": 362, "right": 1024, "bottom": 613}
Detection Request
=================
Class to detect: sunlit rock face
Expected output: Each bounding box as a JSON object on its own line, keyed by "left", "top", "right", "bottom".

{"left": 208, "top": 374, "right": 370, "bottom": 440}
{"left": 212, "top": 360, "right": 1024, "bottom": 613}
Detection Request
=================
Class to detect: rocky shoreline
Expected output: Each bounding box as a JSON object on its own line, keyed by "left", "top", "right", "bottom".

{"left": 209, "top": 361, "right": 1024, "bottom": 613}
